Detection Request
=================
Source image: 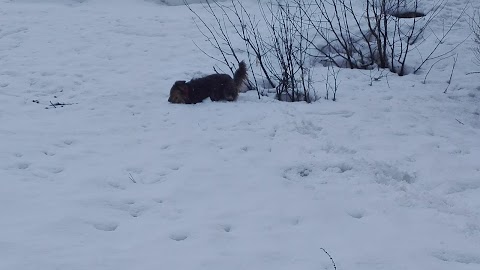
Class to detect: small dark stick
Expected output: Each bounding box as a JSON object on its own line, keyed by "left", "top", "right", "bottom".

{"left": 128, "top": 173, "right": 137, "bottom": 184}
{"left": 49, "top": 101, "right": 56, "bottom": 108}
{"left": 320, "top": 248, "right": 337, "bottom": 270}
{"left": 466, "top": 71, "right": 480, "bottom": 75}
{"left": 455, "top": 118, "right": 465, "bottom": 125}
{"left": 444, "top": 54, "right": 458, "bottom": 94}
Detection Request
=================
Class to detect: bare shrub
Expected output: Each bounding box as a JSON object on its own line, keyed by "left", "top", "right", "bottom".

{"left": 307, "top": 0, "right": 459, "bottom": 76}
{"left": 187, "top": 0, "right": 318, "bottom": 102}
{"left": 262, "top": 0, "right": 316, "bottom": 102}
{"left": 471, "top": 8, "right": 480, "bottom": 68}
{"left": 187, "top": 0, "right": 464, "bottom": 102}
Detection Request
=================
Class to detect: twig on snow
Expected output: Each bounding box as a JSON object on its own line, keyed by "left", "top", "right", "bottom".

{"left": 443, "top": 54, "right": 458, "bottom": 94}
{"left": 320, "top": 247, "right": 337, "bottom": 270}
{"left": 48, "top": 101, "right": 74, "bottom": 108}
{"left": 128, "top": 173, "right": 137, "bottom": 184}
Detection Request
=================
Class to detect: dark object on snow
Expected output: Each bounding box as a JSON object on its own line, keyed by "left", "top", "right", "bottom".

{"left": 168, "top": 61, "right": 247, "bottom": 104}
{"left": 47, "top": 101, "right": 74, "bottom": 109}
{"left": 390, "top": 11, "right": 426, "bottom": 18}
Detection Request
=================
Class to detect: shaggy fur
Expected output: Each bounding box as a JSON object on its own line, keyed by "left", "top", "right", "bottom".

{"left": 168, "top": 61, "right": 247, "bottom": 104}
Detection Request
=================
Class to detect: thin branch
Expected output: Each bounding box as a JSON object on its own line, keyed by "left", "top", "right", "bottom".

{"left": 320, "top": 248, "right": 337, "bottom": 270}
{"left": 466, "top": 71, "right": 480, "bottom": 75}
{"left": 443, "top": 53, "right": 458, "bottom": 93}
{"left": 414, "top": 3, "right": 469, "bottom": 74}
{"left": 128, "top": 173, "right": 137, "bottom": 184}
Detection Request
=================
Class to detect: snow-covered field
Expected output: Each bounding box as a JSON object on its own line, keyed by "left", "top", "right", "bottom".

{"left": 1, "top": 0, "right": 479, "bottom": 269}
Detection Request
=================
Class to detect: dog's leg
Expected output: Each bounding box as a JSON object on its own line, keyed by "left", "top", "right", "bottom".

{"left": 210, "top": 88, "right": 221, "bottom": 101}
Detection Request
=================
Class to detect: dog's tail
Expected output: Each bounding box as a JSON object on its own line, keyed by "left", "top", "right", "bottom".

{"left": 233, "top": 61, "right": 247, "bottom": 90}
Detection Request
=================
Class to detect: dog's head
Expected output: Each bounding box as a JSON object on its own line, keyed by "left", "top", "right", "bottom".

{"left": 168, "top": 81, "right": 190, "bottom": 104}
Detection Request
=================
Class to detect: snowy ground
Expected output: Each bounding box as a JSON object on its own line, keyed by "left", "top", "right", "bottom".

{"left": 1, "top": 0, "right": 480, "bottom": 270}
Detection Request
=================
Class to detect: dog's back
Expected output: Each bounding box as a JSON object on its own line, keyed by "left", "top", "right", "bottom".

{"left": 189, "top": 73, "right": 232, "bottom": 102}
{"left": 168, "top": 61, "right": 248, "bottom": 104}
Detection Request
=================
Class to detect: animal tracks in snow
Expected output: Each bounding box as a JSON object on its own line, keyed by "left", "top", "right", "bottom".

{"left": 220, "top": 224, "right": 232, "bottom": 233}
{"left": 101, "top": 197, "right": 156, "bottom": 221}
{"left": 305, "top": 109, "right": 355, "bottom": 118}
{"left": 321, "top": 143, "right": 357, "bottom": 154}
{"left": 125, "top": 166, "right": 176, "bottom": 185}
{"left": 282, "top": 162, "right": 354, "bottom": 184}
{"left": 16, "top": 162, "right": 30, "bottom": 170}
{"left": 107, "top": 180, "right": 127, "bottom": 190}
{"left": 57, "top": 139, "right": 75, "bottom": 148}
{"left": 293, "top": 119, "right": 323, "bottom": 138}
{"left": 42, "top": 150, "right": 55, "bottom": 156}
{"left": 346, "top": 209, "right": 366, "bottom": 219}
{"left": 45, "top": 166, "right": 64, "bottom": 174}
{"left": 92, "top": 221, "right": 118, "bottom": 232}
{"left": 128, "top": 204, "right": 148, "bottom": 218}
{"left": 444, "top": 178, "right": 480, "bottom": 194}
{"left": 373, "top": 162, "right": 416, "bottom": 185}
{"left": 6, "top": 148, "right": 67, "bottom": 180}
{"left": 9, "top": 138, "right": 80, "bottom": 179}
{"left": 282, "top": 158, "right": 416, "bottom": 193}
{"left": 432, "top": 250, "right": 480, "bottom": 265}
{"left": 169, "top": 232, "right": 189, "bottom": 241}
{"left": 152, "top": 198, "right": 164, "bottom": 204}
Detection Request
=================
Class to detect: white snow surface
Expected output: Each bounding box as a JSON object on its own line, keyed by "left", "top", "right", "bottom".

{"left": 1, "top": 0, "right": 480, "bottom": 270}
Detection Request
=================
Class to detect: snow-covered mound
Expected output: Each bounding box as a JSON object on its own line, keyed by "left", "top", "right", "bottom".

{"left": 154, "top": 0, "right": 227, "bottom": 5}
{"left": 8, "top": 0, "right": 87, "bottom": 5}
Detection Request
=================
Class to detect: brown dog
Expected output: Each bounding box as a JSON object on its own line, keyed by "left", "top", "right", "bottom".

{"left": 168, "top": 61, "right": 247, "bottom": 104}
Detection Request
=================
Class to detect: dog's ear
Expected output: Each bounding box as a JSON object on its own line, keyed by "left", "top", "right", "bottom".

{"left": 175, "top": 81, "right": 189, "bottom": 96}
{"left": 174, "top": 80, "right": 187, "bottom": 86}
